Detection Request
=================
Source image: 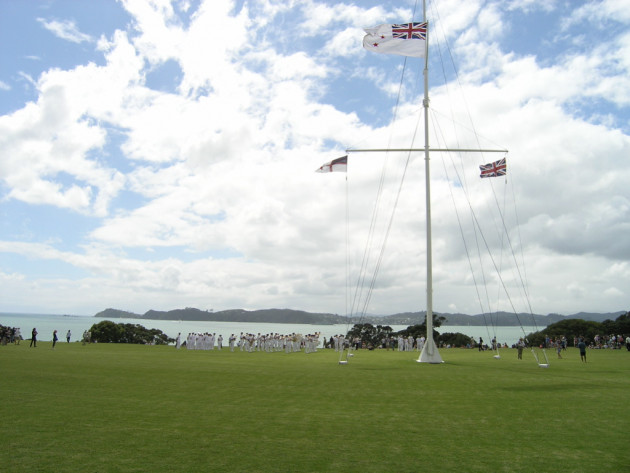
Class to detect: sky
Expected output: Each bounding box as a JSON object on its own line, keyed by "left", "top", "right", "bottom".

{"left": 1, "top": 0, "right": 629, "bottom": 318}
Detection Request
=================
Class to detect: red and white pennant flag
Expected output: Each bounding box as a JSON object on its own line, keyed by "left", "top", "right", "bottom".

{"left": 316, "top": 156, "right": 348, "bottom": 173}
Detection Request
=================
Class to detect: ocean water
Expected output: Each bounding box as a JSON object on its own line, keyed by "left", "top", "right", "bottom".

{"left": 1, "top": 312, "right": 541, "bottom": 347}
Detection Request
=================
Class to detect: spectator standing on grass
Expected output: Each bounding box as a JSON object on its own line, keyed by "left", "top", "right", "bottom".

{"left": 52, "top": 330, "right": 58, "bottom": 349}
{"left": 478, "top": 337, "right": 483, "bottom": 351}
{"left": 626, "top": 335, "right": 630, "bottom": 351}
{"left": 30, "top": 328, "right": 38, "bottom": 347}
{"left": 66, "top": 330, "right": 71, "bottom": 343}
{"left": 517, "top": 338, "right": 525, "bottom": 360}
{"left": 578, "top": 338, "right": 587, "bottom": 363}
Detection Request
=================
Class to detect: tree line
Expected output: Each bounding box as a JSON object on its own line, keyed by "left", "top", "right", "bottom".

{"left": 345, "top": 310, "right": 630, "bottom": 349}
{"left": 524, "top": 311, "right": 630, "bottom": 346}
{"left": 79, "top": 310, "right": 630, "bottom": 347}
{"left": 345, "top": 313, "right": 474, "bottom": 349}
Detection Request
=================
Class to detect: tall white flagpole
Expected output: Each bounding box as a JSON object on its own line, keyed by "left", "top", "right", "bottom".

{"left": 418, "top": 0, "right": 443, "bottom": 363}
{"left": 349, "top": 3, "right": 506, "bottom": 363}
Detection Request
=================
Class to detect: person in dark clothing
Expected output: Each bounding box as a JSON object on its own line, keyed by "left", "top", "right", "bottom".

{"left": 578, "top": 338, "right": 587, "bottom": 362}
{"left": 30, "top": 328, "right": 38, "bottom": 347}
{"left": 52, "top": 330, "right": 58, "bottom": 349}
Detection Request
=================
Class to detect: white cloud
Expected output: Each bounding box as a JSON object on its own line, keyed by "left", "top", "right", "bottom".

{"left": 507, "top": 0, "right": 559, "bottom": 14}
{"left": 37, "top": 18, "right": 93, "bottom": 43}
{"left": 0, "top": 66, "right": 127, "bottom": 215}
{"left": 1, "top": 0, "right": 629, "bottom": 317}
{"left": 322, "top": 27, "right": 364, "bottom": 57}
{"left": 0, "top": 270, "right": 25, "bottom": 281}
{"left": 604, "top": 287, "right": 624, "bottom": 297}
{"left": 568, "top": 0, "right": 630, "bottom": 25}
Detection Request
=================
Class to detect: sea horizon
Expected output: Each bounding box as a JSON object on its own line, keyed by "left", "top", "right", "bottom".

{"left": 1, "top": 312, "right": 542, "bottom": 347}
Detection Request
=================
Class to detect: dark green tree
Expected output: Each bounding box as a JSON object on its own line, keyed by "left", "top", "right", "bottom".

{"left": 90, "top": 320, "right": 125, "bottom": 343}
{"left": 525, "top": 319, "right": 603, "bottom": 346}
{"left": 438, "top": 332, "right": 474, "bottom": 348}
{"left": 617, "top": 311, "right": 630, "bottom": 334}
{"left": 90, "top": 320, "right": 174, "bottom": 345}
{"left": 346, "top": 323, "right": 393, "bottom": 348}
{"left": 602, "top": 311, "right": 630, "bottom": 335}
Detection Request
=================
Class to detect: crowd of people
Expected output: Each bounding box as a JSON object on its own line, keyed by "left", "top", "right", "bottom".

{"left": 178, "top": 332, "right": 322, "bottom": 353}
{"left": 5, "top": 323, "right": 629, "bottom": 356}
{"left": 318, "top": 334, "right": 429, "bottom": 351}
{"left": 395, "top": 335, "right": 426, "bottom": 352}
{"left": 0, "top": 326, "right": 95, "bottom": 347}
{"left": 540, "top": 334, "right": 630, "bottom": 353}
{"left": 319, "top": 334, "right": 427, "bottom": 351}
{"left": 0, "top": 326, "right": 22, "bottom": 345}
{"left": 587, "top": 334, "right": 630, "bottom": 350}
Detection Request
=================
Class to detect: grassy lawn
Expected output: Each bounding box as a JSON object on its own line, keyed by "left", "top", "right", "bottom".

{"left": 1, "top": 342, "right": 628, "bottom": 472}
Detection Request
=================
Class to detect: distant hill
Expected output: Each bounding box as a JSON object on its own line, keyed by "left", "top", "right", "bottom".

{"left": 94, "top": 307, "right": 626, "bottom": 326}
{"left": 95, "top": 307, "right": 346, "bottom": 325}
{"left": 359, "top": 311, "right": 625, "bottom": 326}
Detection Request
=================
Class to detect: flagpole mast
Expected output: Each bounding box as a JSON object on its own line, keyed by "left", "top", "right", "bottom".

{"left": 418, "top": 0, "right": 443, "bottom": 363}
{"left": 353, "top": 10, "right": 509, "bottom": 363}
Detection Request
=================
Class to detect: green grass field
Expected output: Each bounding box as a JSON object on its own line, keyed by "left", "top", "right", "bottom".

{"left": 2, "top": 342, "right": 628, "bottom": 472}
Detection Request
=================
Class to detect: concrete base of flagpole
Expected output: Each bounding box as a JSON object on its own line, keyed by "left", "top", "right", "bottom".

{"left": 416, "top": 338, "right": 444, "bottom": 364}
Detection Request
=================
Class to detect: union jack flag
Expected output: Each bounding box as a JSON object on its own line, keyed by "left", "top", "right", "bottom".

{"left": 392, "top": 22, "right": 427, "bottom": 41}
{"left": 479, "top": 157, "right": 507, "bottom": 178}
